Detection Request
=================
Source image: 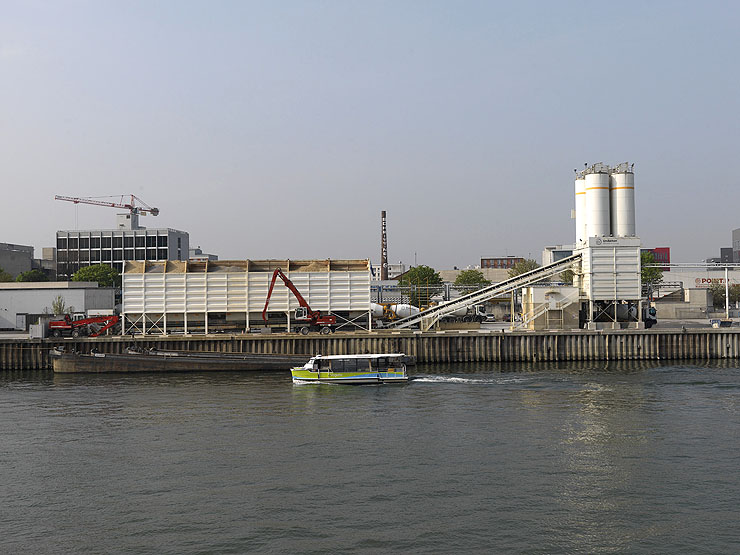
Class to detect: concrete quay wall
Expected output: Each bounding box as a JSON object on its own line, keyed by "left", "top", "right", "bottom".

{"left": 3, "top": 329, "right": 740, "bottom": 371}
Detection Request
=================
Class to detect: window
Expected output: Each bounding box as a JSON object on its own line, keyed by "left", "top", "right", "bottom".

{"left": 57, "top": 237, "right": 67, "bottom": 249}
{"left": 91, "top": 237, "right": 101, "bottom": 249}
{"left": 91, "top": 251, "right": 100, "bottom": 262}
{"left": 113, "top": 249, "right": 123, "bottom": 261}
{"left": 344, "top": 359, "right": 357, "bottom": 372}
{"left": 124, "top": 249, "right": 134, "bottom": 261}
{"left": 177, "top": 237, "right": 181, "bottom": 247}
{"left": 80, "top": 237, "right": 89, "bottom": 249}
{"left": 124, "top": 236, "right": 134, "bottom": 248}
{"left": 146, "top": 236, "right": 157, "bottom": 247}
{"left": 68, "top": 237, "right": 78, "bottom": 250}
{"left": 319, "top": 359, "right": 331, "bottom": 370}
{"left": 80, "top": 251, "right": 89, "bottom": 262}
{"left": 135, "top": 235, "right": 145, "bottom": 247}
{"left": 113, "top": 236, "right": 123, "bottom": 248}
{"left": 68, "top": 250, "right": 78, "bottom": 262}
{"left": 157, "top": 248, "right": 168, "bottom": 259}
{"left": 135, "top": 249, "right": 145, "bottom": 261}
{"left": 102, "top": 236, "right": 112, "bottom": 248}
{"left": 146, "top": 248, "right": 157, "bottom": 259}
{"left": 102, "top": 250, "right": 113, "bottom": 262}
{"left": 330, "top": 360, "right": 344, "bottom": 372}
{"left": 157, "top": 236, "right": 168, "bottom": 247}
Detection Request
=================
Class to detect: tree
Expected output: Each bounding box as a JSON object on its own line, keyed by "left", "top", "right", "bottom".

{"left": 640, "top": 251, "right": 663, "bottom": 287}
{"left": 51, "top": 295, "right": 68, "bottom": 315}
{"left": 560, "top": 269, "right": 574, "bottom": 285}
{"left": 708, "top": 283, "right": 740, "bottom": 309}
{"left": 454, "top": 269, "right": 491, "bottom": 287}
{"left": 72, "top": 264, "right": 121, "bottom": 288}
{"left": 16, "top": 269, "right": 50, "bottom": 282}
{"left": 508, "top": 259, "right": 540, "bottom": 278}
{"left": 399, "top": 265, "right": 442, "bottom": 307}
{"left": 0, "top": 266, "right": 12, "bottom": 282}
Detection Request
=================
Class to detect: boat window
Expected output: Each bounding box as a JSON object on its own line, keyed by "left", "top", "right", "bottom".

{"left": 318, "top": 359, "right": 331, "bottom": 370}
{"left": 356, "top": 358, "right": 371, "bottom": 370}
{"left": 343, "top": 359, "right": 357, "bottom": 372}
{"left": 330, "top": 359, "right": 344, "bottom": 372}
{"left": 377, "top": 357, "right": 388, "bottom": 367}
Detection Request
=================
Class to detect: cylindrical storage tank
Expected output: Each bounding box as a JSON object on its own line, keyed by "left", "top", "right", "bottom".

{"left": 585, "top": 172, "right": 611, "bottom": 237}
{"left": 575, "top": 176, "right": 587, "bottom": 244}
{"left": 610, "top": 170, "right": 635, "bottom": 237}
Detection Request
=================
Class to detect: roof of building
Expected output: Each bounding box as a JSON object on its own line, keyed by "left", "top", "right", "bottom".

{"left": 123, "top": 259, "right": 370, "bottom": 274}
{"left": 0, "top": 281, "right": 102, "bottom": 290}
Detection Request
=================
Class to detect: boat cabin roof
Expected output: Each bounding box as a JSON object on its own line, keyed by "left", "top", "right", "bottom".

{"left": 309, "top": 353, "right": 405, "bottom": 361}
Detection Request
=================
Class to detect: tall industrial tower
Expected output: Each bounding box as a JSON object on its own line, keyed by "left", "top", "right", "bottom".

{"left": 380, "top": 211, "right": 388, "bottom": 281}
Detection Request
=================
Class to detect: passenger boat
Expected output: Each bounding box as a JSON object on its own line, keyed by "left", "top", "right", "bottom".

{"left": 291, "top": 353, "right": 409, "bottom": 384}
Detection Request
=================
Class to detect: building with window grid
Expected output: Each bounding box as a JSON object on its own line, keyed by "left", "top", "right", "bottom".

{"left": 55, "top": 213, "right": 189, "bottom": 280}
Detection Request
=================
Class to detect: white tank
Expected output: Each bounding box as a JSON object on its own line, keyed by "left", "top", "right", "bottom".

{"left": 574, "top": 176, "right": 587, "bottom": 244}
{"left": 585, "top": 171, "right": 611, "bottom": 237}
{"left": 610, "top": 169, "right": 635, "bottom": 237}
{"left": 436, "top": 301, "right": 467, "bottom": 317}
{"left": 390, "top": 304, "right": 420, "bottom": 319}
{"left": 370, "top": 303, "right": 385, "bottom": 318}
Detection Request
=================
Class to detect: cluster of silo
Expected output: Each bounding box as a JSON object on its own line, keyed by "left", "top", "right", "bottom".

{"left": 574, "top": 162, "right": 636, "bottom": 244}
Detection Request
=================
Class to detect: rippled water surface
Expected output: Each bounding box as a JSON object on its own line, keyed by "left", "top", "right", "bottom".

{"left": 2, "top": 361, "right": 740, "bottom": 554}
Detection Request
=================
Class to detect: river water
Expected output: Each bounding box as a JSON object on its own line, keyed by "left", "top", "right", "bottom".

{"left": 1, "top": 361, "right": 739, "bottom": 554}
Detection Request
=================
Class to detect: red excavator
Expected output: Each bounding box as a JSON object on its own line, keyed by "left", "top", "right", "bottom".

{"left": 262, "top": 268, "right": 336, "bottom": 335}
{"left": 49, "top": 314, "right": 120, "bottom": 338}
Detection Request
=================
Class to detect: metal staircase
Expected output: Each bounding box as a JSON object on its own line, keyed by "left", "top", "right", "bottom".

{"left": 389, "top": 253, "right": 583, "bottom": 331}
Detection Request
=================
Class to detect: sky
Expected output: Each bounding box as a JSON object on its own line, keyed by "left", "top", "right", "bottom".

{"left": 1, "top": 1, "right": 739, "bottom": 268}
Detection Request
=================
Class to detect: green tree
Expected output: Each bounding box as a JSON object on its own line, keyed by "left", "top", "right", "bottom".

{"left": 454, "top": 269, "right": 491, "bottom": 287}
{"left": 399, "top": 265, "right": 442, "bottom": 308}
{"left": 51, "top": 295, "right": 68, "bottom": 315}
{"left": 508, "top": 259, "right": 540, "bottom": 278}
{"left": 0, "top": 266, "right": 13, "bottom": 282}
{"left": 560, "top": 269, "right": 574, "bottom": 285}
{"left": 708, "top": 283, "right": 740, "bottom": 309}
{"left": 72, "top": 264, "right": 121, "bottom": 288}
{"left": 16, "top": 269, "right": 49, "bottom": 282}
{"left": 640, "top": 251, "right": 663, "bottom": 287}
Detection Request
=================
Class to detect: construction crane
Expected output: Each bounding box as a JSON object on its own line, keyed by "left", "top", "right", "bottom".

{"left": 54, "top": 194, "right": 160, "bottom": 216}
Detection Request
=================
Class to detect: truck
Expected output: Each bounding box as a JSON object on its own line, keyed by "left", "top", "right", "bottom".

{"left": 437, "top": 302, "right": 487, "bottom": 323}
{"left": 262, "top": 268, "right": 336, "bottom": 334}
{"left": 48, "top": 314, "right": 120, "bottom": 338}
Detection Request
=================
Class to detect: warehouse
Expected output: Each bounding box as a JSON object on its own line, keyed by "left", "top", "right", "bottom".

{"left": 121, "top": 259, "right": 371, "bottom": 335}
{"left": 0, "top": 282, "right": 115, "bottom": 330}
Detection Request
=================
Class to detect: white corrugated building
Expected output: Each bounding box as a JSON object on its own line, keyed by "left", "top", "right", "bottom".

{"left": 121, "top": 259, "right": 371, "bottom": 334}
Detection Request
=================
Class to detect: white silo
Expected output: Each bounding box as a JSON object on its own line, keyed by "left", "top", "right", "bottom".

{"left": 610, "top": 163, "right": 635, "bottom": 237}
{"left": 585, "top": 166, "right": 611, "bottom": 237}
{"left": 574, "top": 174, "right": 587, "bottom": 244}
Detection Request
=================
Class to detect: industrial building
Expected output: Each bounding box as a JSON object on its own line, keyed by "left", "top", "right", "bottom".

{"left": 0, "top": 242, "right": 34, "bottom": 277}
{"left": 480, "top": 256, "right": 524, "bottom": 269}
{"left": 121, "top": 259, "right": 371, "bottom": 335}
{"left": 0, "top": 282, "right": 115, "bottom": 330}
{"left": 56, "top": 212, "right": 189, "bottom": 280}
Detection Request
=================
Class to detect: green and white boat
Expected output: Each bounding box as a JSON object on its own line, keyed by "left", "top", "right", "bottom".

{"left": 291, "top": 354, "right": 409, "bottom": 384}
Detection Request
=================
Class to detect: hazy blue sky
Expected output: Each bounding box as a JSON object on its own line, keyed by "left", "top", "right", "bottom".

{"left": 2, "top": 1, "right": 738, "bottom": 268}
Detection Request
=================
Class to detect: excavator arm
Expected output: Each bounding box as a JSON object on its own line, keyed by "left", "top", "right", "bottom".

{"left": 262, "top": 268, "right": 314, "bottom": 323}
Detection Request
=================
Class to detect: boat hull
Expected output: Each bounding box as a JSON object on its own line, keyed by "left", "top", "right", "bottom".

{"left": 51, "top": 349, "right": 308, "bottom": 373}
{"left": 291, "top": 369, "right": 408, "bottom": 384}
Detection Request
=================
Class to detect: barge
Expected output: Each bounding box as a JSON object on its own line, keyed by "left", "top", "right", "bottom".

{"left": 50, "top": 347, "right": 308, "bottom": 374}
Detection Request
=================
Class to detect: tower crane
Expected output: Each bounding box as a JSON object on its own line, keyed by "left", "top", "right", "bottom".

{"left": 54, "top": 194, "right": 160, "bottom": 216}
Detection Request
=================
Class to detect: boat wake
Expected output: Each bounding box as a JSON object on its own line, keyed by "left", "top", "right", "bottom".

{"left": 412, "top": 375, "right": 530, "bottom": 385}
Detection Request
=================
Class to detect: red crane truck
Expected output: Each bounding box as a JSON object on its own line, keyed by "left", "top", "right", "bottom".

{"left": 262, "top": 268, "right": 336, "bottom": 335}
{"left": 49, "top": 314, "right": 120, "bottom": 338}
